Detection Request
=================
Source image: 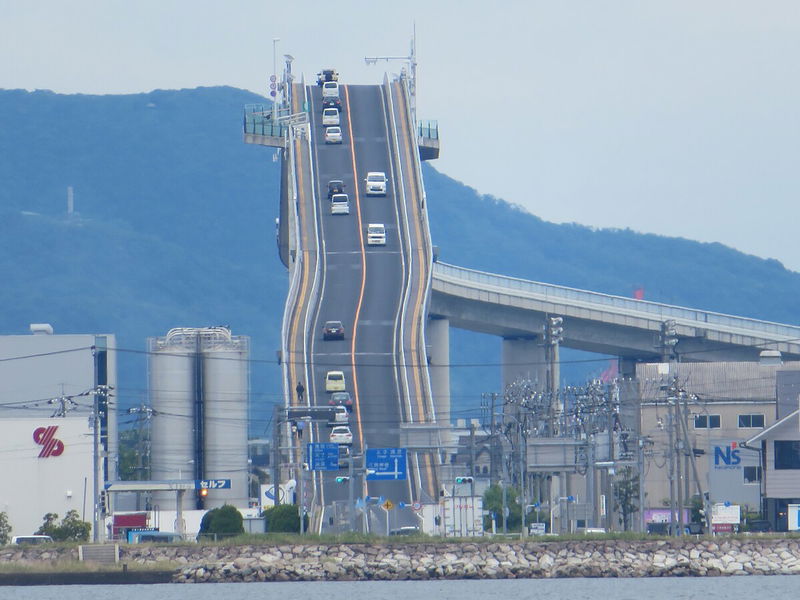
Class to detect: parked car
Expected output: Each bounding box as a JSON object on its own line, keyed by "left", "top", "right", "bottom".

{"left": 329, "top": 425, "right": 353, "bottom": 445}
{"left": 330, "top": 193, "right": 350, "bottom": 215}
{"left": 323, "top": 320, "right": 345, "bottom": 340}
{"left": 327, "top": 179, "right": 345, "bottom": 198}
{"left": 325, "top": 370, "right": 346, "bottom": 392}
{"left": 365, "top": 172, "right": 388, "bottom": 196}
{"left": 324, "top": 126, "right": 342, "bottom": 144}
{"left": 367, "top": 223, "right": 386, "bottom": 246}
{"left": 329, "top": 391, "right": 353, "bottom": 410}
{"left": 11, "top": 535, "right": 53, "bottom": 545}
{"left": 322, "top": 108, "right": 340, "bottom": 126}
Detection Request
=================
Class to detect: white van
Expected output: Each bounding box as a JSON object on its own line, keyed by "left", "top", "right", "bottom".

{"left": 367, "top": 223, "right": 386, "bottom": 246}
{"left": 330, "top": 193, "right": 350, "bottom": 215}
{"left": 322, "top": 81, "right": 340, "bottom": 98}
{"left": 322, "top": 108, "right": 340, "bottom": 127}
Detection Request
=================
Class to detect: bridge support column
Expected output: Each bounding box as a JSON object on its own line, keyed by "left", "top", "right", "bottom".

{"left": 502, "top": 337, "right": 546, "bottom": 392}
{"left": 619, "top": 357, "right": 637, "bottom": 379}
{"left": 427, "top": 316, "right": 450, "bottom": 425}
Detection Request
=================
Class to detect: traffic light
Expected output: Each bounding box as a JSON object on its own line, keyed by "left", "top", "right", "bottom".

{"left": 455, "top": 477, "right": 474, "bottom": 484}
{"left": 198, "top": 487, "right": 209, "bottom": 499}
{"left": 335, "top": 476, "right": 350, "bottom": 484}
{"left": 98, "top": 490, "right": 108, "bottom": 515}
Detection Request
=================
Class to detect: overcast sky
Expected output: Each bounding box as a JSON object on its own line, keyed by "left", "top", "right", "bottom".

{"left": 3, "top": 1, "right": 799, "bottom": 270}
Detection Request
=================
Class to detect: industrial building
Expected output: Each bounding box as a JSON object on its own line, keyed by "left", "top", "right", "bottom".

{"left": 148, "top": 327, "right": 250, "bottom": 512}
{"left": 0, "top": 325, "right": 117, "bottom": 538}
{"left": 638, "top": 359, "right": 800, "bottom": 530}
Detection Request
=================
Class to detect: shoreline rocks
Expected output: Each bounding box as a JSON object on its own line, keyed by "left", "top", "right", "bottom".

{"left": 4, "top": 538, "right": 800, "bottom": 583}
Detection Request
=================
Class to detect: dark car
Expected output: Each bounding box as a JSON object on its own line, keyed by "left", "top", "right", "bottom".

{"left": 321, "top": 96, "right": 342, "bottom": 112}
{"left": 327, "top": 180, "right": 345, "bottom": 199}
{"left": 329, "top": 391, "right": 353, "bottom": 411}
{"left": 323, "top": 320, "right": 345, "bottom": 340}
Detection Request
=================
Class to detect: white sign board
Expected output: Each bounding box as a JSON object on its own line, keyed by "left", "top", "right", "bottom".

{"left": 529, "top": 522, "right": 547, "bottom": 536}
{"left": 711, "top": 503, "right": 741, "bottom": 524}
{"left": 788, "top": 504, "right": 800, "bottom": 531}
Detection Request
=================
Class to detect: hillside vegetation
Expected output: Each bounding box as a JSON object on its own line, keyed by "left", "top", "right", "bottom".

{"left": 2, "top": 86, "right": 797, "bottom": 428}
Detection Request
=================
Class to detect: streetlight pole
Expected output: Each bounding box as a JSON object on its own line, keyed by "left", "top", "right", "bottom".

{"left": 271, "top": 37, "right": 280, "bottom": 122}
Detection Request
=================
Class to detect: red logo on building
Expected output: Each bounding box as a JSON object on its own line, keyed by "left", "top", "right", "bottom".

{"left": 33, "top": 426, "right": 64, "bottom": 458}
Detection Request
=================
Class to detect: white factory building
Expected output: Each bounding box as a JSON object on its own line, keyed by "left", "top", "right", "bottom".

{"left": 0, "top": 325, "right": 117, "bottom": 538}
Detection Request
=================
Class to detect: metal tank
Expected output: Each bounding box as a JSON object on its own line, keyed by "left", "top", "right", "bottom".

{"left": 149, "top": 330, "right": 197, "bottom": 511}
{"left": 148, "top": 327, "right": 250, "bottom": 513}
{"left": 202, "top": 337, "right": 249, "bottom": 509}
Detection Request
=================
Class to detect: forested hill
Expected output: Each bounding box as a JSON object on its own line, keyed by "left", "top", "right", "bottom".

{"left": 1, "top": 86, "right": 798, "bottom": 428}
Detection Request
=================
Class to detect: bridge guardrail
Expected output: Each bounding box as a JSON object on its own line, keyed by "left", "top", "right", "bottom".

{"left": 433, "top": 262, "right": 800, "bottom": 340}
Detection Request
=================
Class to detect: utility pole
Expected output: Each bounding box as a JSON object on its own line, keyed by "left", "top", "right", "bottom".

{"left": 272, "top": 404, "right": 281, "bottom": 507}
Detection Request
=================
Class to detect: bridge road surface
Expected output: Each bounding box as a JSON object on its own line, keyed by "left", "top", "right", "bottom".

{"left": 305, "top": 83, "right": 417, "bottom": 531}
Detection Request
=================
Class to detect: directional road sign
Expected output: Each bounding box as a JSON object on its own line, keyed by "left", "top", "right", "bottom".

{"left": 366, "top": 448, "right": 407, "bottom": 481}
{"left": 196, "top": 479, "right": 231, "bottom": 490}
{"left": 307, "top": 442, "right": 340, "bottom": 471}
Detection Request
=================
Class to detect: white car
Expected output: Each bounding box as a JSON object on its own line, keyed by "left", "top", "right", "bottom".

{"left": 322, "top": 108, "right": 340, "bottom": 126}
{"left": 367, "top": 223, "right": 386, "bottom": 246}
{"left": 324, "top": 126, "right": 342, "bottom": 144}
{"left": 322, "top": 81, "right": 340, "bottom": 98}
{"left": 330, "top": 405, "right": 349, "bottom": 424}
{"left": 330, "top": 193, "right": 350, "bottom": 215}
{"left": 329, "top": 425, "right": 353, "bottom": 445}
{"left": 365, "top": 172, "right": 388, "bottom": 196}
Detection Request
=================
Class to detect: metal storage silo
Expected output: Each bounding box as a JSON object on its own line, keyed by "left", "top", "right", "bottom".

{"left": 149, "top": 329, "right": 198, "bottom": 512}
{"left": 148, "top": 327, "right": 250, "bottom": 514}
{"left": 202, "top": 335, "right": 249, "bottom": 508}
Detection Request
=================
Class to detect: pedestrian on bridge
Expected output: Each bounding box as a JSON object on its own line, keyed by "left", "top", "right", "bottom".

{"left": 296, "top": 380, "right": 305, "bottom": 402}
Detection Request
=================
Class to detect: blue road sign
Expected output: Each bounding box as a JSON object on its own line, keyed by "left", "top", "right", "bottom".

{"left": 196, "top": 479, "right": 231, "bottom": 490}
{"left": 307, "top": 442, "right": 340, "bottom": 471}
{"left": 366, "top": 448, "right": 407, "bottom": 481}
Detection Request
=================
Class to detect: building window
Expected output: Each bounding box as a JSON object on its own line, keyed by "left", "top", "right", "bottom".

{"left": 774, "top": 441, "right": 800, "bottom": 470}
{"left": 694, "top": 414, "right": 721, "bottom": 429}
{"left": 743, "top": 466, "right": 762, "bottom": 484}
{"left": 738, "top": 414, "right": 765, "bottom": 428}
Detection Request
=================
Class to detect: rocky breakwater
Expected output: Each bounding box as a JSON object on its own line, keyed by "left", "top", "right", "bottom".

{"left": 174, "top": 538, "right": 800, "bottom": 583}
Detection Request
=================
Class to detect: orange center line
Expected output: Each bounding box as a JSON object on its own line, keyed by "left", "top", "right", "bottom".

{"left": 344, "top": 86, "right": 368, "bottom": 452}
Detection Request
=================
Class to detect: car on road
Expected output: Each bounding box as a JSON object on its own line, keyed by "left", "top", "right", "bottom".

{"left": 329, "top": 391, "right": 353, "bottom": 410}
{"left": 317, "top": 68, "right": 339, "bottom": 86}
{"left": 322, "top": 81, "right": 340, "bottom": 98}
{"left": 321, "top": 96, "right": 342, "bottom": 111}
{"left": 365, "top": 172, "right": 388, "bottom": 196}
{"left": 330, "top": 193, "right": 350, "bottom": 215}
{"left": 11, "top": 535, "right": 53, "bottom": 545}
{"left": 322, "top": 108, "right": 340, "bottom": 126}
{"left": 329, "top": 425, "right": 353, "bottom": 445}
{"left": 329, "top": 405, "right": 349, "bottom": 424}
{"left": 323, "top": 320, "right": 345, "bottom": 340}
{"left": 325, "top": 370, "right": 346, "bottom": 392}
{"left": 327, "top": 180, "right": 345, "bottom": 198}
{"left": 324, "top": 126, "right": 342, "bottom": 144}
{"left": 367, "top": 223, "right": 386, "bottom": 246}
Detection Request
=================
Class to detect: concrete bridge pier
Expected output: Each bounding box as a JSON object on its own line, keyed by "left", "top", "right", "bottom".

{"left": 502, "top": 337, "right": 547, "bottom": 392}
{"left": 427, "top": 316, "right": 451, "bottom": 425}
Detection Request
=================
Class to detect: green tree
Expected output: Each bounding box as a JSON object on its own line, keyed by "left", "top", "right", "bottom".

{"left": 0, "top": 511, "right": 12, "bottom": 545}
{"left": 118, "top": 428, "right": 149, "bottom": 480}
{"left": 35, "top": 510, "right": 91, "bottom": 542}
{"left": 262, "top": 504, "right": 307, "bottom": 533}
{"left": 198, "top": 505, "right": 244, "bottom": 538}
{"left": 613, "top": 466, "right": 640, "bottom": 531}
{"left": 482, "top": 484, "right": 522, "bottom": 531}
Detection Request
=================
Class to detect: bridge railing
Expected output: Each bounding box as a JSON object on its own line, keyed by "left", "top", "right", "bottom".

{"left": 433, "top": 262, "right": 800, "bottom": 339}
{"left": 418, "top": 120, "right": 438, "bottom": 140}
{"left": 243, "top": 103, "right": 288, "bottom": 137}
